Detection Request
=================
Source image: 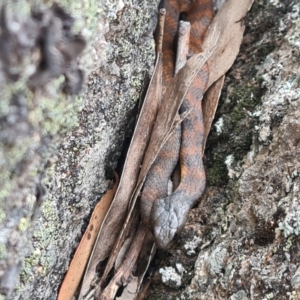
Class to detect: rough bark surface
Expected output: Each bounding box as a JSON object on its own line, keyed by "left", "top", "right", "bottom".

{"left": 1, "top": 0, "right": 300, "bottom": 300}
{"left": 0, "top": 0, "right": 158, "bottom": 299}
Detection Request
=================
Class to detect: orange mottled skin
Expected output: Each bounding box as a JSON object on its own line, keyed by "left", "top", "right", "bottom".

{"left": 140, "top": 0, "right": 213, "bottom": 249}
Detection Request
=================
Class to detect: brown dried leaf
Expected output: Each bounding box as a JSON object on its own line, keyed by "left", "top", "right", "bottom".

{"left": 203, "top": 0, "right": 254, "bottom": 88}
{"left": 115, "top": 235, "right": 155, "bottom": 300}
{"left": 115, "top": 236, "right": 134, "bottom": 271}
{"left": 174, "top": 21, "right": 191, "bottom": 75}
{"left": 57, "top": 172, "right": 119, "bottom": 300}
{"left": 136, "top": 279, "right": 151, "bottom": 300}
{"left": 99, "top": 206, "right": 140, "bottom": 288}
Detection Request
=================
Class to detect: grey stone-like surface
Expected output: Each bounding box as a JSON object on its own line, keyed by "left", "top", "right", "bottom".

{"left": 0, "top": 0, "right": 158, "bottom": 299}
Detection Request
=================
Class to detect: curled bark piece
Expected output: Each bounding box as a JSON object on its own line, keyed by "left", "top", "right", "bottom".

{"left": 174, "top": 21, "right": 191, "bottom": 75}
{"left": 156, "top": 9, "right": 166, "bottom": 54}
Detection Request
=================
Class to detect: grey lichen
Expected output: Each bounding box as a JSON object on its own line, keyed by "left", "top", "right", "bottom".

{"left": 209, "top": 244, "right": 228, "bottom": 276}
{"left": 278, "top": 205, "right": 300, "bottom": 238}
{"left": 291, "top": 266, "right": 300, "bottom": 289}
{"left": 183, "top": 236, "right": 202, "bottom": 256}
{"left": 229, "top": 290, "right": 249, "bottom": 300}
{"left": 159, "top": 266, "right": 183, "bottom": 288}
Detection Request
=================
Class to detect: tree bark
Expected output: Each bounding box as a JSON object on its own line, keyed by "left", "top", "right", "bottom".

{"left": 1, "top": 0, "right": 300, "bottom": 300}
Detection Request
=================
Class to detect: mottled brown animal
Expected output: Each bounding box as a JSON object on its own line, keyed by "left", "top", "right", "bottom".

{"left": 140, "top": 0, "right": 213, "bottom": 249}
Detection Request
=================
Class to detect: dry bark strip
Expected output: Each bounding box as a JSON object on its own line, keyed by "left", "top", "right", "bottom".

{"left": 57, "top": 173, "right": 119, "bottom": 300}
{"left": 175, "top": 21, "right": 191, "bottom": 75}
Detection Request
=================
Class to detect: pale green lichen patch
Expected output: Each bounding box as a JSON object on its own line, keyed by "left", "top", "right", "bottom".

{"left": 0, "top": 210, "right": 5, "bottom": 223}
{"left": 265, "top": 292, "right": 274, "bottom": 299}
{"left": 283, "top": 236, "right": 294, "bottom": 252}
{"left": 0, "top": 244, "right": 7, "bottom": 261}
{"left": 285, "top": 3, "right": 300, "bottom": 47}
{"left": 278, "top": 206, "right": 300, "bottom": 238}
{"left": 18, "top": 218, "right": 29, "bottom": 232}
{"left": 291, "top": 266, "right": 300, "bottom": 289}
{"left": 18, "top": 197, "right": 59, "bottom": 287}
{"left": 208, "top": 244, "right": 228, "bottom": 276}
